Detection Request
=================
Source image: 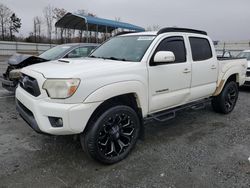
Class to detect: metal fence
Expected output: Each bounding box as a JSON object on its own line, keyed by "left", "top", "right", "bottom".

{"left": 215, "top": 41, "right": 250, "bottom": 56}
{"left": 0, "top": 41, "right": 56, "bottom": 56}
{"left": 0, "top": 40, "right": 250, "bottom": 57}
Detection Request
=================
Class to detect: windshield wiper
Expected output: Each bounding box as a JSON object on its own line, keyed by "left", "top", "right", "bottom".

{"left": 89, "top": 55, "right": 128, "bottom": 61}
{"left": 89, "top": 55, "right": 98, "bottom": 58}
{"left": 105, "top": 57, "right": 128, "bottom": 61}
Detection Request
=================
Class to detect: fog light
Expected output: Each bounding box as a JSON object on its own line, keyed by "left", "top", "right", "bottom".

{"left": 48, "top": 117, "right": 63, "bottom": 128}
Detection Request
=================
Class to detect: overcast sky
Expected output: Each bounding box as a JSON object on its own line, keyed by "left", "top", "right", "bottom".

{"left": 2, "top": 0, "right": 250, "bottom": 41}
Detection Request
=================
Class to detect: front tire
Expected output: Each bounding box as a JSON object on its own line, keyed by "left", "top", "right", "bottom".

{"left": 81, "top": 105, "right": 141, "bottom": 164}
{"left": 212, "top": 81, "right": 238, "bottom": 114}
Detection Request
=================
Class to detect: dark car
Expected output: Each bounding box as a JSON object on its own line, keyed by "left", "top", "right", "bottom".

{"left": 0, "top": 43, "right": 99, "bottom": 92}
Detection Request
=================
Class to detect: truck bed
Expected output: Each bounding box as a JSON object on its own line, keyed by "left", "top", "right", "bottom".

{"left": 217, "top": 57, "right": 246, "bottom": 61}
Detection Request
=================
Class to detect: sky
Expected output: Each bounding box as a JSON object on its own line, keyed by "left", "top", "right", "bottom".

{"left": 2, "top": 0, "right": 250, "bottom": 41}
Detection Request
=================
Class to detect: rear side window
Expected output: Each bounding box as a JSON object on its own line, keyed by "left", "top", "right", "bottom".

{"left": 153, "top": 36, "right": 186, "bottom": 63}
{"left": 189, "top": 37, "right": 212, "bottom": 61}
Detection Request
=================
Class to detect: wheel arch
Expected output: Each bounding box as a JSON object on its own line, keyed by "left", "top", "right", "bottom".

{"left": 213, "top": 70, "right": 240, "bottom": 96}
{"left": 84, "top": 81, "right": 148, "bottom": 116}
{"left": 84, "top": 93, "right": 145, "bottom": 139}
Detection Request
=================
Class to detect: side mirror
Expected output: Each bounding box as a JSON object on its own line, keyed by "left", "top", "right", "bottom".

{"left": 154, "top": 51, "right": 175, "bottom": 64}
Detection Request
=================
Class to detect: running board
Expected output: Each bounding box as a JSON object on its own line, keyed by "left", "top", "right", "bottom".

{"left": 145, "top": 98, "right": 211, "bottom": 123}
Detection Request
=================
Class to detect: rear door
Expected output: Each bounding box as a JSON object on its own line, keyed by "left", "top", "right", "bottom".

{"left": 188, "top": 36, "right": 218, "bottom": 101}
{"left": 148, "top": 35, "right": 192, "bottom": 113}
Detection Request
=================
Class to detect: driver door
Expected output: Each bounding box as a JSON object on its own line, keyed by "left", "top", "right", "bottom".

{"left": 148, "top": 36, "right": 192, "bottom": 113}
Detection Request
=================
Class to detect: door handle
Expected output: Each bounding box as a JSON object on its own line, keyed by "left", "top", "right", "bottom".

{"left": 183, "top": 68, "right": 191, "bottom": 73}
{"left": 211, "top": 65, "right": 217, "bottom": 69}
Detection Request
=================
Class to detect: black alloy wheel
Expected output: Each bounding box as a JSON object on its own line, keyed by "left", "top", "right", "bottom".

{"left": 224, "top": 84, "right": 237, "bottom": 112}
{"left": 81, "top": 105, "right": 140, "bottom": 164}
{"left": 212, "top": 81, "right": 239, "bottom": 114}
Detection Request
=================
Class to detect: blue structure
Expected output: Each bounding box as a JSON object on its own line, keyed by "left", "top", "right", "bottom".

{"left": 55, "top": 12, "right": 145, "bottom": 33}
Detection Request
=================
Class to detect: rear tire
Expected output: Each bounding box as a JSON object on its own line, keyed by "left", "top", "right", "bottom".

{"left": 81, "top": 105, "right": 140, "bottom": 164}
{"left": 212, "top": 81, "right": 238, "bottom": 114}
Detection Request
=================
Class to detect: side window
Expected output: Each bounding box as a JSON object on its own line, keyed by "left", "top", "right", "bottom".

{"left": 66, "top": 48, "right": 80, "bottom": 58}
{"left": 78, "top": 47, "right": 90, "bottom": 57}
{"left": 66, "top": 47, "right": 90, "bottom": 58}
{"left": 151, "top": 36, "right": 186, "bottom": 64}
{"left": 189, "top": 37, "right": 212, "bottom": 61}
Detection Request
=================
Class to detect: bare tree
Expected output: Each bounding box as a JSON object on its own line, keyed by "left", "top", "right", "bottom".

{"left": 0, "top": 3, "right": 12, "bottom": 40}
{"left": 33, "top": 16, "right": 42, "bottom": 42}
{"left": 53, "top": 8, "right": 67, "bottom": 43}
{"left": 115, "top": 17, "right": 121, "bottom": 22}
{"left": 146, "top": 25, "right": 161, "bottom": 31}
{"left": 43, "top": 5, "right": 54, "bottom": 43}
{"left": 33, "top": 18, "right": 37, "bottom": 42}
{"left": 76, "top": 9, "right": 87, "bottom": 15}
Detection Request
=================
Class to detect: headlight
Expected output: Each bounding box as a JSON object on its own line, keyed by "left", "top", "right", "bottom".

{"left": 42, "top": 79, "right": 80, "bottom": 99}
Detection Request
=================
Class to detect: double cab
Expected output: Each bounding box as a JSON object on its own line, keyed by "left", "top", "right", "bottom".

{"left": 16, "top": 28, "right": 247, "bottom": 164}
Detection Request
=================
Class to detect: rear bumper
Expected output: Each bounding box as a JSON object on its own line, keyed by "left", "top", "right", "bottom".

{"left": 0, "top": 75, "right": 17, "bottom": 92}
{"left": 16, "top": 86, "right": 102, "bottom": 135}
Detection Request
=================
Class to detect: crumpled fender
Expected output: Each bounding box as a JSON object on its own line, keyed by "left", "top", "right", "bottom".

{"left": 213, "top": 66, "right": 242, "bottom": 96}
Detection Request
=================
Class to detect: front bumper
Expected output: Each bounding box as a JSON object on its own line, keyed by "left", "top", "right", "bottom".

{"left": 16, "top": 86, "right": 102, "bottom": 135}
{"left": 0, "top": 75, "right": 17, "bottom": 92}
{"left": 244, "top": 76, "right": 250, "bottom": 86}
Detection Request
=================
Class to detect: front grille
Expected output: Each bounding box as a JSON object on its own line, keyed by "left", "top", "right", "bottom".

{"left": 19, "top": 74, "right": 41, "bottom": 97}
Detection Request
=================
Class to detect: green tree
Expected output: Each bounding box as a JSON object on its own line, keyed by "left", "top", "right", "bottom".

{"left": 9, "top": 13, "right": 21, "bottom": 40}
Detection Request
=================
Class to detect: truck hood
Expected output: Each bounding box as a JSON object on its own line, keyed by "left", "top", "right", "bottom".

{"left": 24, "top": 58, "right": 138, "bottom": 78}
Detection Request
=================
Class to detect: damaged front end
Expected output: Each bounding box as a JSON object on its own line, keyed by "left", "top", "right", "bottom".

{"left": 0, "top": 66, "right": 19, "bottom": 92}
{"left": 0, "top": 54, "right": 48, "bottom": 92}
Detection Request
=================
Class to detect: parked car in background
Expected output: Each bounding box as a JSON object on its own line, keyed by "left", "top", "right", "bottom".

{"left": 0, "top": 43, "right": 99, "bottom": 92}
{"left": 237, "top": 50, "right": 250, "bottom": 86}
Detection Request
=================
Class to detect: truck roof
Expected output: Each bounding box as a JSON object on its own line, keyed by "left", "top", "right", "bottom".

{"left": 122, "top": 31, "right": 157, "bottom": 36}
{"left": 120, "top": 27, "right": 207, "bottom": 37}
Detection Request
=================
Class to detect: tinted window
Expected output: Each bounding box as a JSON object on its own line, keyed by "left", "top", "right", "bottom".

{"left": 189, "top": 37, "right": 212, "bottom": 61}
{"left": 153, "top": 36, "right": 186, "bottom": 63}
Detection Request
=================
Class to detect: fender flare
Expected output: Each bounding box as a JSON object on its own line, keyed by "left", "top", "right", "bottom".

{"left": 213, "top": 67, "right": 240, "bottom": 96}
{"left": 84, "top": 81, "right": 148, "bottom": 116}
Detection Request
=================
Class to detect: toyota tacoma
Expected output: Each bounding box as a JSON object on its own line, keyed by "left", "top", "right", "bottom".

{"left": 16, "top": 28, "right": 247, "bottom": 164}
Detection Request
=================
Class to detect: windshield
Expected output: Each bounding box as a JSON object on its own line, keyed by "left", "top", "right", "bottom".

{"left": 39, "top": 45, "right": 72, "bottom": 60}
{"left": 237, "top": 52, "right": 250, "bottom": 61}
{"left": 90, "top": 35, "right": 155, "bottom": 62}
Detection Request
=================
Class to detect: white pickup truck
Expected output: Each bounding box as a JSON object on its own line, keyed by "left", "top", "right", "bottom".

{"left": 16, "top": 28, "right": 247, "bottom": 164}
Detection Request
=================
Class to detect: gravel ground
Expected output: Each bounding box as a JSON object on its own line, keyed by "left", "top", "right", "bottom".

{"left": 0, "top": 76, "right": 250, "bottom": 187}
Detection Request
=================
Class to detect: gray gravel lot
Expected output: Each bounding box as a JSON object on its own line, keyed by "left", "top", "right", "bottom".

{"left": 0, "top": 72, "right": 250, "bottom": 187}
